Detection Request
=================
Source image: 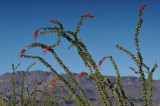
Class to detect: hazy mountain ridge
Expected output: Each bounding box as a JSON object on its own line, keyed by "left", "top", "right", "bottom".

{"left": 0, "top": 70, "right": 160, "bottom": 106}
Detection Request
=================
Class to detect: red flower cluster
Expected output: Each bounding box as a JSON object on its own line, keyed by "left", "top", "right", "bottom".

{"left": 19, "top": 49, "right": 26, "bottom": 58}
{"left": 77, "top": 72, "right": 85, "bottom": 79}
{"left": 129, "top": 67, "right": 135, "bottom": 72}
{"left": 50, "top": 78, "right": 56, "bottom": 89}
{"left": 98, "top": 57, "right": 105, "bottom": 68}
{"left": 47, "top": 19, "right": 59, "bottom": 24}
{"left": 43, "top": 46, "right": 50, "bottom": 55}
{"left": 33, "top": 62, "right": 36, "bottom": 64}
{"left": 83, "top": 13, "right": 95, "bottom": 18}
{"left": 45, "top": 71, "right": 48, "bottom": 74}
{"left": 34, "top": 29, "right": 39, "bottom": 41}
{"left": 140, "top": 4, "right": 147, "bottom": 11}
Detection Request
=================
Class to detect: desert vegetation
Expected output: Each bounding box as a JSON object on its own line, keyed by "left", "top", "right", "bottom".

{"left": 0, "top": 3, "right": 158, "bottom": 106}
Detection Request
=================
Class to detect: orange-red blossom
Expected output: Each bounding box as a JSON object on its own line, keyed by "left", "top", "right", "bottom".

{"left": 49, "top": 78, "right": 56, "bottom": 89}
{"left": 19, "top": 49, "right": 26, "bottom": 58}
{"left": 43, "top": 46, "right": 50, "bottom": 55}
{"left": 34, "top": 29, "right": 39, "bottom": 41}
{"left": 140, "top": 4, "right": 147, "bottom": 12}
{"left": 83, "top": 13, "right": 95, "bottom": 18}
{"left": 77, "top": 72, "right": 85, "bottom": 79}
{"left": 98, "top": 57, "right": 105, "bottom": 68}
{"left": 45, "top": 71, "right": 48, "bottom": 74}
{"left": 47, "top": 19, "right": 59, "bottom": 24}
{"left": 129, "top": 67, "right": 135, "bottom": 72}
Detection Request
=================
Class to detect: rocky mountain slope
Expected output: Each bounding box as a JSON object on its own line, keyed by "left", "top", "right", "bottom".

{"left": 0, "top": 70, "right": 160, "bottom": 105}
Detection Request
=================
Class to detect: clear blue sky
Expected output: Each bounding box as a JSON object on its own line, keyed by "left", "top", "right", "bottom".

{"left": 0, "top": 0, "right": 160, "bottom": 80}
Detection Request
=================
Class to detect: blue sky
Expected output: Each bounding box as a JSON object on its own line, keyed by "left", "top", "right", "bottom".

{"left": 0, "top": 0, "right": 160, "bottom": 80}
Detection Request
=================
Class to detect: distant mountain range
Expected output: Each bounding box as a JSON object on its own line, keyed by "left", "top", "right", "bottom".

{"left": 0, "top": 70, "right": 160, "bottom": 106}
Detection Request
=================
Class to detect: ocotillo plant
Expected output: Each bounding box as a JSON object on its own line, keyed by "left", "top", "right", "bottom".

{"left": 20, "top": 3, "right": 157, "bottom": 106}
{"left": 0, "top": 62, "right": 72, "bottom": 106}
{"left": 22, "top": 16, "right": 129, "bottom": 105}
{"left": 116, "top": 3, "right": 157, "bottom": 106}
{"left": 0, "top": 2, "right": 158, "bottom": 106}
